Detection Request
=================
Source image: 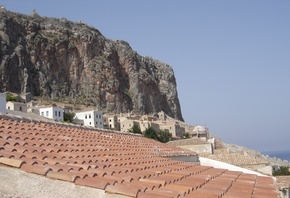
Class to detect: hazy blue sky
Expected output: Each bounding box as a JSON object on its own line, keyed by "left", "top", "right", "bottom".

{"left": 2, "top": 0, "right": 290, "bottom": 152}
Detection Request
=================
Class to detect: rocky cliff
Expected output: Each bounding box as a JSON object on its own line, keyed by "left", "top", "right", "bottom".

{"left": 0, "top": 10, "right": 183, "bottom": 120}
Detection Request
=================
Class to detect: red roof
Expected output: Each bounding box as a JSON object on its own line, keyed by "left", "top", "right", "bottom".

{"left": 0, "top": 114, "right": 278, "bottom": 197}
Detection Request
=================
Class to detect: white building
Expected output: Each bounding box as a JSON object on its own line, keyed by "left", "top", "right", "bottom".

{"left": 191, "top": 125, "right": 209, "bottom": 140}
{"left": 0, "top": 92, "right": 6, "bottom": 113}
{"left": 39, "top": 106, "right": 64, "bottom": 121}
{"left": 74, "top": 110, "right": 103, "bottom": 129}
{"left": 6, "top": 101, "right": 27, "bottom": 113}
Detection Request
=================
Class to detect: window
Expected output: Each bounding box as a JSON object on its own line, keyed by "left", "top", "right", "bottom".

{"left": 8, "top": 106, "right": 10, "bottom": 110}
{"left": 55, "top": 111, "right": 57, "bottom": 116}
{"left": 85, "top": 115, "right": 87, "bottom": 119}
{"left": 59, "top": 111, "right": 61, "bottom": 117}
{"left": 89, "top": 114, "right": 91, "bottom": 118}
{"left": 46, "top": 111, "right": 49, "bottom": 116}
{"left": 20, "top": 106, "right": 22, "bottom": 111}
{"left": 109, "top": 119, "right": 112, "bottom": 122}
{"left": 89, "top": 122, "right": 91, "bottom": 125}
{"left": 96, "top": 122, "right": 98, "bottom": 125}
{"left": 100, "top": 122, "right": 102, "bottom": 125}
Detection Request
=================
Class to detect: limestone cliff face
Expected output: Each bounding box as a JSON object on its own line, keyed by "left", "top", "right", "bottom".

{"left": 0, "top": 11, "right": 183, "bottom": 120}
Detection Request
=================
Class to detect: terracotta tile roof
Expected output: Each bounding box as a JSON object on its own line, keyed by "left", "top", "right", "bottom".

{"left": 0, "top": 114, "right": 278, "bottom": 197}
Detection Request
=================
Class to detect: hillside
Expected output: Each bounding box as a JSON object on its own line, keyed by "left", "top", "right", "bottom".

{"left": 0, "top": 10, "right": 183, "bottom": 120}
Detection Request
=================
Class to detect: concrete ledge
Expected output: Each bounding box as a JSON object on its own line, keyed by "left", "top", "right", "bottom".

{"left": 199, "top": 157, "right": 267, "bottom": 176}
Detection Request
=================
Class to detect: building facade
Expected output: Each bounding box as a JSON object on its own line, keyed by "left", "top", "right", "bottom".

{"left": 159, "top": 121, "right": 184, "bottom": 138}
{"left": 120, "top": 119, "right": 140, "bottom": 132}
{"left": 0, "top": 93, "right": 6, "bottom": 113}
{"left": 138, "top": 120, "right": 160, "bottom": 132}
{"left": 103, "top": 114, "right": 120, "bottom": 130}
{"left": 39, "top": 106, "right": 64, "bottom": 122}
{"left": 6, "top": 101, "right": 28, "bottom": 113}
{"left": 74, "top": 110, "right": 103, "bottom": 129}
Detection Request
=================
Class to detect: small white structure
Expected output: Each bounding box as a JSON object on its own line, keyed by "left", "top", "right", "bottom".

{"left": 6, "top": 101, "right": 27, "bottom": 113}
{"left": 74, "top": 110, "right": 103, "bottom": 129}
{"left": 39, "top": 106, "right": 64, "bottom": 122}
{"left": 0, "top": 92, "right": 6, "bottom": 113}
{"left": 191, "top": 125, "right": 209, "bottom": 140}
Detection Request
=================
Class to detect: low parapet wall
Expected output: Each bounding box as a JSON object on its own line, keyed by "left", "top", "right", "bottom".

{"left": 168, "top": 155, "right": 200, "bottom": 164}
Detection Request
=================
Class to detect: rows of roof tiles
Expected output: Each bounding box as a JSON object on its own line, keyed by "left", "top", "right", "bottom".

{"left": 0, "top": 114, "right": 278, "bottom": 197}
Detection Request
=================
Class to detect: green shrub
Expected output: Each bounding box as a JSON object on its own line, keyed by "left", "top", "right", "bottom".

{"left": 63, "top": 112, "right": 75, "bottom": 123}
{"left": 143, "top": 127, "right": 172, "bottom": 143}
{"left": 128, "top": 124, "right": 142, "bottom": 134}
{"left": 272, "top": 166, "right": 290, "bottom": 176}
{"left": 183, "top": 132, "right": 190, "bottom": 139}
{"left": 6, "top": 93, "right": 17, "bottom": 102}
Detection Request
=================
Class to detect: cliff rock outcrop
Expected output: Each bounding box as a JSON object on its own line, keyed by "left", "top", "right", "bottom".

{"left": 0, "top": 10, "right": 183, "bottom": 120}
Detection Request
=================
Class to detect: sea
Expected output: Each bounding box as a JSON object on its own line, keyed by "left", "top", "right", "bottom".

{"left": 263, "top": 150, "right": 290, "bottom": 162}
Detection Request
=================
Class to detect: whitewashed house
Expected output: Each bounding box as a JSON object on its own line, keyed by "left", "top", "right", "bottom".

{"left": 74, "top": 110, "right": 103, "bottom": 129}
{"left": 39, "top": 106, "right": 64, "bottom": 121}
{"left": 0, "top": 92, "right": 6, "bottom": 113}
{"left": 6, "top": 101, "right": 28, "bottom": 113}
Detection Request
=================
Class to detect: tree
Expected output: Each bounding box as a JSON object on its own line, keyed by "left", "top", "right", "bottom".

{"left": 157, "top": 130, "right": 172, "bottom": 143}
{"left": 144, "top": 127, "right": 158, "bottom": 140}
{"left": 6, "top": 93, "right": 17, "bottom": 102}
{"left": 272, "top": 166, "right": 290, "bottom": 176}
{"left": 183, "top": 132, "right": 190, "bottom": 139}
{"left": 143, "top": 127, "right": 172, "bottom": 143}
{"left": 128, "top": 124, "right": 142, "bottom": 134}
{"left": 63, "top": 112, "right": 75, "bottom": 123}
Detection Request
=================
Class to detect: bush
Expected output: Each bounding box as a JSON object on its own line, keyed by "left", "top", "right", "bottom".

{"left": 272, "top": 166, "right": 290, "bottom": 176}
{"left": 128, "top": 124, "right": 142, "bottom": 134}
{"left": 143, "top": 127, "right": 172, "bottom": 143}
{"left": 6, "top": 93, "right": 17, "bottom": 102}
{"left": 63, "top": 112, "right": 75, "bottom": 123}
{"left": 183, "top": 132, "right": 190, "bottom": 139}
{"left": 157, "top": 130, "right": 172, "bottom": 143}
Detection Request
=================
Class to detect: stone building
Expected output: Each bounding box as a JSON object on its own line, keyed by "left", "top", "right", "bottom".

{"left": 138, "top": 120, "right": 160, "bottom": 132}
{"left": 6, "top": 101, "right": 28, "bottom": 113}
{"left": 120, "top": 119, "right": 140, "bottom": 132}
{"left": 157, "top": 111, "right": 167, "bottom": 121}
{"left": 19, "top": 92, "right": 33, "bottom": 103}
{"left": 158, "top": 121, "right": 185, "bottom": 138}
{"left": 103, "top": 114, "right": 120, "bottom": 130}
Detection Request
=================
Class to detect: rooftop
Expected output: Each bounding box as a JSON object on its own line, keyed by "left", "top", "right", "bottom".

{"left": 199, "top": 152, "right": 269, "bottom": 167}
{"left": 167, "top": 138, "right": 209, "bottom": 146}
{"left": 0, "top": 113, "right": 278, "bottom": 197}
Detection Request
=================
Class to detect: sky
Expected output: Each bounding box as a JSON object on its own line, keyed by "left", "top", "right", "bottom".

{"left": 2, "top": 0, "right": 290, "bottom": 152}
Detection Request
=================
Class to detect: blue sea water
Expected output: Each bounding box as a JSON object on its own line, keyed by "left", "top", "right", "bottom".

{"left": 263, "top": 150, "right": 290, "bottom": 162}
